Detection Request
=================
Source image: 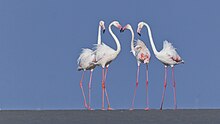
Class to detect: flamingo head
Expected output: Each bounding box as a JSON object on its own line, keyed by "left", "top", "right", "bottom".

{"left": 112, "top": 21, "right": 123, "bottom": 32}
{"left": 137, "top": 22, "right": 144, "bottom": 36}
{"left": 121, "top": 24, "right": 132, "bottom": 32}
{"left": 99, "top": 20, "right": 105, "bottom": 33}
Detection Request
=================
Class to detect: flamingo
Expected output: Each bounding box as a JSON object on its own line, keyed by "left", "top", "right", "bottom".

{"left": 121, "top": 24, "right": 151, "bottom": 110}
{"left": 94, "top": 21, "right": 123, "bottom": 110}
{"left": 77, "top": 21, "right": 105, "bottom": 110}
{"left": 137, "top": 21, "right": 184, "bottom": 110}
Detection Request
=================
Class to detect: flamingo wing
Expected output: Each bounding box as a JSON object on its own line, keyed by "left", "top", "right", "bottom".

{"left": 94, "top": 43, "right": 115, "bottom": 62}
{"left": 133, "top": 39, "right": 151, "bottom": 63}
{"left": 161, "top": 40, "right": 182, "bottom": 63}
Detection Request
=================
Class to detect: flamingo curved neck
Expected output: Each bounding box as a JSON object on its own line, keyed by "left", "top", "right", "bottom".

{"left": 97, "top": 25, "right": 101, "bottom": 44}
{"left": 128, "top": 26, "right": 135, "bottom": 55}
{"left": 143, "top": 22, "right": 159, "bottom": 55}
{"left": 109, "top": 23, "right": 121, "bottom": 53}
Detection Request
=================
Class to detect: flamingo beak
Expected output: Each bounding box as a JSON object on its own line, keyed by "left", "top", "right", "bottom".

{"left": 103, "top": 29, "right": 105, "bottom": 33}
{"left": 138, "top": 32, "right": 141, "bottom": 36}
{"left": 121, "top": 27, "right": 126, "bottom": 32}
{"left": 120, "top": 28, "right": 123, "bottom": 32}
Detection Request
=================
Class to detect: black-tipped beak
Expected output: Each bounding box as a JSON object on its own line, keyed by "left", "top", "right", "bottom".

{"left": 120, "top": 28, "right": 124, "bottom": 32}
{"left": 138, "top": 32, "right": 141, "bottom": 36}
{"left": 103, "top": 29, "right": 105, "bottom": 34}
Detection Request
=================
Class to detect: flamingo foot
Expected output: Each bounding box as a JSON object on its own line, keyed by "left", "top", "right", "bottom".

{"left": 144, "top": 107, "right": 150, "bottom": 111}
{"left": 88, "top": 107, "right": 94, "bottom": 110}
{"left": 129, "top": 108, "right": 134, "bottom": 111}
{"left": 101, "top": 108, "right": 105, "bottom": 110}
{"left": 107, "top": 107, "right": 113, "bottom": 110}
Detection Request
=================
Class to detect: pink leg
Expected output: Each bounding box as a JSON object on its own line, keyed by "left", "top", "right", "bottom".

{"left": 130, "top": 65, "right": 140, "bottom": 110}
{"left": 145, "top": 64, "right": 149, "bottom": 111}
{"left": 160, "top": 66, "right": 167, "bottom": 110}
{"left": 101, "top": 68, "right": 105, "bottom": 110}
{"left": 88, "top": 70, "right": 93, "bottom": 110}
{"left": 79, "top": 71, "right": 88, "bottom": 109}
{"left": 104, "top": 67, "right": 112, "bottom": 110}
{"left": 172, "top": 67, "right": 177, "bottom": 110}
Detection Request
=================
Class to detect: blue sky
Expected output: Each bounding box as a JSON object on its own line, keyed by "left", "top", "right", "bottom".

{"left": 0, "top": 0, "right": 219, "bottom": 110}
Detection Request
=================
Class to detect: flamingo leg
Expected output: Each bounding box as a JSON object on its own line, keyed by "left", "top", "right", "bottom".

{"left": 130, "top": 65, "right": 140, "bottom": 110}
{"left": 160, "top": 66, "right": 167, "bottom": 110}
{"left": 145, "top": 64, "right": 149, "bottom": 111}
{"left": 79, "top": 71, "right": 88, "bottom": 109}
{"left": 101, "top": 68, "right": 105, "bottom": 110}
{"left": 172, "top": 66, "right": 177, "bottom": 110}
{"left": 88, "top": 70, "right": 93, "bottom": 110}
{"left": 104, "top": 66, "right": 112, "bottom": 110}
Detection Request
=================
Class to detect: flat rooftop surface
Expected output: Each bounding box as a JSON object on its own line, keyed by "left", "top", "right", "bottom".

{"left": 0, "top": 109, "right": 219, "bottom": 124}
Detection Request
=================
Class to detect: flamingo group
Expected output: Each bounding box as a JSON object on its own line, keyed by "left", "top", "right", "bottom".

{"left": 77, "top": 20, "right": 184, "bottom": 110}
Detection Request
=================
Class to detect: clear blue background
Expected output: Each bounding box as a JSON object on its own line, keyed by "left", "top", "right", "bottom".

{"left": 0, "top": 0, "right": 219, "bottom": 110}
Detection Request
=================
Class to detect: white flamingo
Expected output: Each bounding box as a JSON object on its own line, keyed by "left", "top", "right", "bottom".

{"left": 94, "top": 21, "right": 122, "bottom": 110}
{"left": 77, "top": 21, "right": 105, "bottom": 110}
{"left": 122, "top": 24, "right": 151, "bottom": 110}
{"left": 137, "top": 21, "right": 184, "bottom": 110}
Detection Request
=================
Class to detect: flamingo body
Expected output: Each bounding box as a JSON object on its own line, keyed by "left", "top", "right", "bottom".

{"left": 94, "top": 43, "right": 116, "bottom": 68}
{"left": 77, "top": 48, "right": 96, "bottom": 71}
{"left": 134, "top": 39, "right": 151, "bottom": 64}
{"left": 156, "top": 40, "right": 183, "bottom": 66}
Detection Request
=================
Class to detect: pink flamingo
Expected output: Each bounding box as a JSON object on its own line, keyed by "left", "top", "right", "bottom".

{"left": 77, "top": 21, "right": 105, "bottom": 110}
{"left": 122, "top": 24, "right": 151, "bottom": 110}
{"left": 94, "top": 21, "right": 122, "bottom": 110}
{"left": 137, "top": 21, "right": 184, "bottom": 110}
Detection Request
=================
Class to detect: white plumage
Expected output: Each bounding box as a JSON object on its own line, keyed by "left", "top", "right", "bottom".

{"left": 134, "top": 39, "right": 151, "bottom": 64}
{"left": 94, "top": 43, "right": 116, "bottom": 67}
{"left": 77, "top": 48, "right": 96, "bottom": 71}
{"left": 155, "top": 40, "right": 183, "bottom": 66}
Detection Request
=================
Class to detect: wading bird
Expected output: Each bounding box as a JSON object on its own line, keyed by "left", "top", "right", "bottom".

{"left": 94, "top": 21, "right": 122, "bottom": 110}
{"left": 77, "top": 21, "right": 105, "bottom": 110}
{"left": 137, "top": 21, "right": 184, "bottom": 110}
{"left": 122, "top": 24, "right": 151, "bottom": 110}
